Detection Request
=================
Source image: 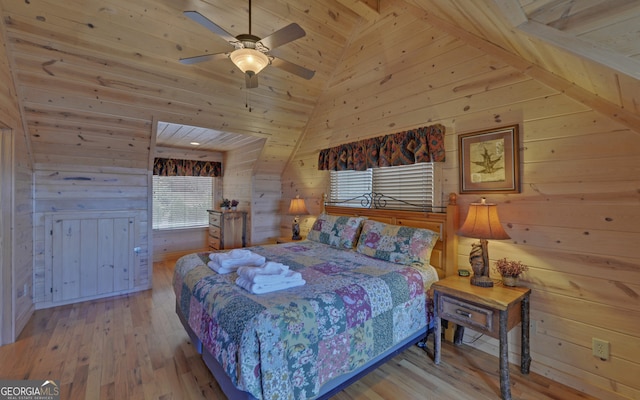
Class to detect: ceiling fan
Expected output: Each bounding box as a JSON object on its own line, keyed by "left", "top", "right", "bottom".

{"left": 180, "top": 0, "right": 315, "bottom": 88}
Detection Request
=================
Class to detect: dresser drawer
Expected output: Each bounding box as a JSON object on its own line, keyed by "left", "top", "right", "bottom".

{"left": 209, "top": 226, "right": 221, "bottom": 239}
{"left": 209, "top": 212, "right": 221, "bottom": 227}
{"left": 208, "top": 236, "right": 220, "bottom": 250}
{"left": 438, "top": 294, "right": 495, "bottom": 334}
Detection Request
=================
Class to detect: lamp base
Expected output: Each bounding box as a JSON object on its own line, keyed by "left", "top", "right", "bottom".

{"left": 291, "top": 219, "right": 301, "bottom": 241}
{"left": 471, "top": 275, "right": 494, "bottom": 287}
{"left": 468, "top": 239, "right": 494, "bottom": 287}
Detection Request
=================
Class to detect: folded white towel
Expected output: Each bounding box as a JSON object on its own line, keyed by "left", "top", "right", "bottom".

{"left": 208, "top": 249, "right": 253, "bottom": 262}
{"left": 208, "top": 260, "right": 237, "bottom": 274}
{"left": 238, "top": 267, "right": 302, "bottom": 284}
{"left": 236, "top": 276, "right": 306, "bottom": 294}
{"left": 210, "top": 252, "right": 250, "bottom": 262}
{"left": 228, "top": 249, "right": 251, "bottom": 259}
{"left": 260, "top": 261, "right": 289, "bottom": 274}
{"left": 237, "top": 261, "right": 289, "bottom": 278}
{"left": 208, "top": 251, "right": 266, "bottom": 271}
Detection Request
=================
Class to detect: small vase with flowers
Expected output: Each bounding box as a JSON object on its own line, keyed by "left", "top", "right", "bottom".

{"left": 494, "top": 258, "right": 528, "bottom": 287}
{"left": 220, "top": 198, "right": 231, "bottom": 211}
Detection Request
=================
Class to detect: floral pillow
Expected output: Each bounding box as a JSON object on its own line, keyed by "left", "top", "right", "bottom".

{"left": 306, "top": 214, "right": 366, "bottom": 249}
{"left": 355, "top": 220, "right": 439, "bottom": 266}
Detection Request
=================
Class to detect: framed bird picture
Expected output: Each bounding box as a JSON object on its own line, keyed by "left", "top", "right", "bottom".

{"left": 458, "top": 124, "right": 520, "bottom": 194}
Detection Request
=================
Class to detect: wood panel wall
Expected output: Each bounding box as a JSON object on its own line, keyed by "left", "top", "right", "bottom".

{"left": 11, "top": 132, "right": 31, "bottom": 338}
{"left": 152, "top": 227, "right": 207, "bottom": 262}
{"left": 0, "top": 21, "right": 33, "bottom": 344}
{"left": 252, "top": 174, "right": 283, "bottom": 244}
{"left": 29, "top": 112, "right": 153, "bottom": 306}
{"left": 33, "top": 165, "right": 150, "bottom": 307}
{"left": 281, "top": 1, "right": 640, "bottom": 398}
{"left": 222, "top": 138, "right": 280, "bottom": 245}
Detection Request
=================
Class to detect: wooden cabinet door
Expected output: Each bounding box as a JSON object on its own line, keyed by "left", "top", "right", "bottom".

{"left": 46, "top": 212, "right": 136, "bottom": 303}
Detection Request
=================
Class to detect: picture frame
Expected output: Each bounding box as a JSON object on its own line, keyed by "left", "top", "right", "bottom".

{"left": 458, "top": 124, "right": 520, "bottom": 194}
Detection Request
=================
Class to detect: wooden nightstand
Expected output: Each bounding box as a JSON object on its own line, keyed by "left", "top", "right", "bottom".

{"left": 432, "top": 275, "right": 531, "bottom": 400}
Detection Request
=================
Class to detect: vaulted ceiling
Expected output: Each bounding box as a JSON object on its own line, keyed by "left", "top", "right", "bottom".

{"left": 1, "top": 0, "right": 639, "bottom": 175}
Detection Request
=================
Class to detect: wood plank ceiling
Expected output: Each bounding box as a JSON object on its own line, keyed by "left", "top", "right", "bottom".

{"left": 1, "top": 0, "right": 639, "bottom": 175}
{"left": 156, "top": 121, "right": 263, "bottom": 153}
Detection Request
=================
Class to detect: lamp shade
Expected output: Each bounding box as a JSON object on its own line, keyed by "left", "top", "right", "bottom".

{"left": 229, "top": 48, "right": 269, "bottom": 74}
{"left": 288, "top": 196, "right": 309, "bottom": 215}
{"left": 457, "top": 198, "right": 510, "bottom": 240}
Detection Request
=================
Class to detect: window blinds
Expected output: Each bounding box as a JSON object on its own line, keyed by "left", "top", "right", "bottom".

{"left": 152, "top": 175, "right": 213, "bottom": 229}
{"left": 330, "top": 163, "right": 435, "bottom": 210}
{"left": 329, "top": 169, "right": 372, "bottom": 207}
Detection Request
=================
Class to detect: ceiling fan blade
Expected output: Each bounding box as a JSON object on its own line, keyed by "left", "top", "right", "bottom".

{"left": 184, "top": 11, "right": 238, "bottom": 45}
{"left": 258, "top": 23, "right": 305, "bottom": 50}
{"left": 245, "top": 72, "right": 259, "bottom": 89}
{"left": 179, "top": 52, "right": 229, "bottom": 65}
{"left": 271, "top": 57, "right": 315, "bottom": 80}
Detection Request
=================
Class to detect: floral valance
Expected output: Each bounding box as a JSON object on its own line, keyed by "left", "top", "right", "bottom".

{"left": 317, "top": 124, "right": 445, "bottom": 171}
{"left": 153, "top": 157, "right": 222, "bottom": 177}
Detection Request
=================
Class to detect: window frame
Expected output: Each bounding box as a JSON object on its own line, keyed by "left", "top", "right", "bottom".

{"left": 329, "top": 163, "right": 442, "bottom": 211}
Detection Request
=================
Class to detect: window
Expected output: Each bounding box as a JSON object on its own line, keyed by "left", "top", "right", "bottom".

{"left": 330, "top": 163, "right": 439, "bottom": 210}
{"left": 152, "top": 176, "right": 214, "bottom": 229}
{"left": 329, "top": 169, "right": 372, "bottom": 207}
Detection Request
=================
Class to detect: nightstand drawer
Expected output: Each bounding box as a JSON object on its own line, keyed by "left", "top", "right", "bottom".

{"left": 438, "top": 295, "right": 495, "bottom": 334}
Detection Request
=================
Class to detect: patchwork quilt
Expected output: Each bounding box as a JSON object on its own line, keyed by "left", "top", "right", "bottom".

{"left": 173, "top": 240, "right": 438, "bottom": 400}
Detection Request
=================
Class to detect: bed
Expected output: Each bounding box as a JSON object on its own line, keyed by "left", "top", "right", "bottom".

{"left": 173, "top": 193, "right": 459, "bottom": 400}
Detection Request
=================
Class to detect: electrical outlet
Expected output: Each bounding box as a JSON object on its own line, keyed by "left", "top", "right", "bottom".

{"left": 592, "top": 338, "right": 610, "bottom": 360}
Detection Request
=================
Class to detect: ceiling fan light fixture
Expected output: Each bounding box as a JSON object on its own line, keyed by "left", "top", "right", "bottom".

{"left": 230, "top": 48, "right": 269, "bottom": 74}
{"left": 182, "top": 8, "right": 313, "bottom": 88}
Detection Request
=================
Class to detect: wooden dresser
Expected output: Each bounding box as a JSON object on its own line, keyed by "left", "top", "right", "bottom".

{"left": 207, "top": 210, "right": 247, "bottom": 251}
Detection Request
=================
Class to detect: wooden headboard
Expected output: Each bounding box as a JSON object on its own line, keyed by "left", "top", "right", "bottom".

{"left": 323, "top": 193, "right": 459, "bottom": 279}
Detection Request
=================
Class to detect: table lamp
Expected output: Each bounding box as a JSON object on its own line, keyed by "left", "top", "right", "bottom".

{"left": 457, "top": 198, "right": 510, "bottom": 287}
{"left": 288, "top": 195, "right": 309, "bottom": 240}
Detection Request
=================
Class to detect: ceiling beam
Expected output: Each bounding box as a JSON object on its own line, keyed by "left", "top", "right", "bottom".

{"left": 336, "top": 0, "right": 380, "bottom": 20}
{"left": 414, "top": 7, "right": 640, "bottom": 133}
{"left": 492, "top": 0, "right": 640, "bottom": 108}
{"left": 516, "top": 20, "right": 640, "bottom": 81}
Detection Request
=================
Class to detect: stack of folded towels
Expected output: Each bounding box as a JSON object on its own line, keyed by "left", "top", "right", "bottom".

{"left": 236, "top": 261, "right": 306, "bottom": 294}
{"left": 208, "top": 249, "right": 266, "bottom": 274}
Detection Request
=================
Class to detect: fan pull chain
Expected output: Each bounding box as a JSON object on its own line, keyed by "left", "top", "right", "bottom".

{"left": 245, "top": 91, "right": 252, "bottom": 112}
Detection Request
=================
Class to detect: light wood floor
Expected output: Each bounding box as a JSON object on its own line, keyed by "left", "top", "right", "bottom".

{"left": 0, "top": 258, "right": 597, "bottom": 400}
